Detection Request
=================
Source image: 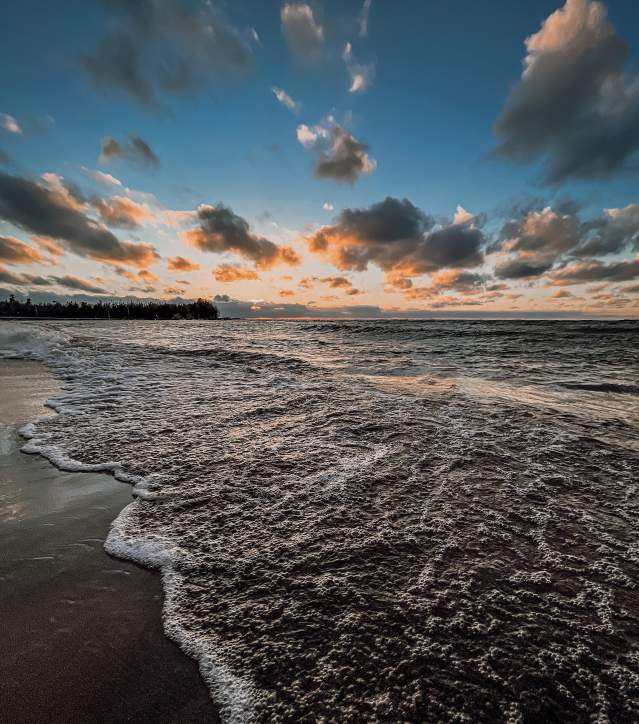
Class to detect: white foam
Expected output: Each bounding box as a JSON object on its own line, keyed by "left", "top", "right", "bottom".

{"left": 106, "top": 503, "right": 258, "bottom": 723}
{"left": 3, "top": 322, "right": 258, "bottom": 723}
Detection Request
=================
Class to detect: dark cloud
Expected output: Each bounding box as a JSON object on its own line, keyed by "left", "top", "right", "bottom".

{"left": 184, "top": 203, "right": 301, "bottom": 269}
{"left": 281, "top": 3, "right": 324, "bottom": 64}
{"left": 491, "top": 202, "right": 639, "bottom": 279}
{"left": 547, "top": 258, "right": 639, "bottom": 285}
{"left": 574, "top": 205, "right": 639, "bottom": 256}
{"left": 0, "top": 235, "right": 48, "bottom": 265}
{"left": 0, "top": 265, "right": 108, "bottom": 293}
{"left": 494, "top": 0, "right": 639, "bottom": 184}
{"left": 0, "top": 171, "right": 159, "bottom": 268}
{"left": 99, "top": 134, "right": 159, "bottom": 167}
{"left": 495, "top": 258, "right": 554, "bottom": 280}
{"left": 315, "top": 128, "right": 376, "bottom": 183}
{"left": 83, "top": 0, "right": 253, "bottom": 107}
{"left": 298, "top": 124, "right": 376, "bottom": 184}
{"left": 307, "top": 196, "right": 484, "bottom": 276}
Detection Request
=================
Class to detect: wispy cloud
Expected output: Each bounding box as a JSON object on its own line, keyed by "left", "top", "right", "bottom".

{"left": 1, "top": 114, "right": 22, "bottom": 135}
{"left": 271, "top": 86, "right": 301, "bottom": 114}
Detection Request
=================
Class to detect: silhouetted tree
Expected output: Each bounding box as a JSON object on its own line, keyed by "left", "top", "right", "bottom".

{"left": 0, "top": 297, "right": 219, "bottom": 320}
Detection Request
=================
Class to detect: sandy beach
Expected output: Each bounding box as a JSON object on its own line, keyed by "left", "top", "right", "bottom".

{"left": 0, "top": 359, "right": 218, "bottom": 723}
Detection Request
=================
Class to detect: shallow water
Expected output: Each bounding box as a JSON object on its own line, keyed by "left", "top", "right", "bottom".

{"left": 2, "top": 318, "right": 639, "bottom": 722}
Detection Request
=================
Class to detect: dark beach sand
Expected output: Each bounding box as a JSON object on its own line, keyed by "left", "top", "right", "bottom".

{"left": 0, "top": 360, "right": 218, "bottom": 723}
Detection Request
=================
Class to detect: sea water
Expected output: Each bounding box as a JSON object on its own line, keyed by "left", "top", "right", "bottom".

{"left": 1, "top": 319, "right": 638, "bottom": 722}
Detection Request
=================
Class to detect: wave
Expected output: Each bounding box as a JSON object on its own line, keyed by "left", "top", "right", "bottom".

{"left": 560, "top": 381, "right": 639, "bottom": 395}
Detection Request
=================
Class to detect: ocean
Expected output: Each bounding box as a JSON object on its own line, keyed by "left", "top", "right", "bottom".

{"left": 1, "top": 319, "right": 638, "bottom": 722}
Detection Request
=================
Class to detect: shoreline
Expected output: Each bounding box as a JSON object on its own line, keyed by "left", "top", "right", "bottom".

{"left": 0, "top": 359, "right": 219, "bottom": 723}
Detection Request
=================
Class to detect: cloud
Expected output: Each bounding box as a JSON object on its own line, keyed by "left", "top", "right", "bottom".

{"left": 307, "top": 196, "right": 484, "bottom": 277}
{"left": 323, "top": 202, "right": 334, "bottom": 211}
{"left": 272, "top": 86, "right": 301, "bottom": 114}
{"left": 491, "top": 201, "right": 639, "bottom": 278}
{"left": 546, "top": 257, "right": 639, "bottom": 284}
{"left": 359, "top": 0, "right": 372, "bottom": 37}
{"left": 1, "top": 114, "right": 22, "bottom": 135}
{"left": 115, "top": 267, "right": 158, "bottom": 285}
{"left": 183, "top": 203, "right": 301, "bottom": 269}
{"left": 82, "top": 0, "right": 253, "bottom": 107}
{"left": 0, "top": 171, "right": 159, "bottom": 268}
{"left": 574, "top": 204, "right": 639, "bottom": 256}
{"left": 0, "top": 236, "right": 48, "bottom": 265}
{"left": 493, "top": 0, "right": 639, "bottom": 184}
{"left": 342, "top": 42, "right": 375, "bottom": 93}
{"left": 167, "top": 255, "right": 200, "bottom": 272}
{"left": 454, "top": 205, "right": 474, "bottom": 225}
{"left": 91, "top": 195, "right": 152, "bottom": 228}
{"left": 0, "top": 149, "right": 8, "bottom": 165}
{"left": 495, "top": 258, "right": 554, "bottom": 280}
{"left": 279, "top": 289, "right": 295, "bottom": 297}
{"left": 81, "top": 167, "right": 123, "bottom": 187}
{"left": 50, "top": 274, "right": 110, "bottom": 293}
{"left": 552, "top": 288, "right": 574, "bottom": 298}
{"left": 281, "top": 3, "right": 324, "bottom": 64}
{"left": 401, "top": 270, "right": 486, "bottom": 299}
{"left": 0, "top": 265, "right": 108, "bottom": 293}
{"left": 317, "top": 276, "right": 362, "bottom": 295}
{"left": 99, "top": 135, "right": 159, "bottom": 167}
{"left": 213, "top": 263, "right": 259, "bottom": 282}
{"left": 297, "top": 121, "right": 376, "bottom": 183}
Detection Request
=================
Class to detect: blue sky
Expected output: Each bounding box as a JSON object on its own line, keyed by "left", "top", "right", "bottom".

{"left": 1, "top": 0, "right": 639, "bottom": 316}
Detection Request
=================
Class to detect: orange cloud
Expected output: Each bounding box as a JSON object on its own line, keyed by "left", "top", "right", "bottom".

{"left": 167, "top": 256, "right": 200, "bottom": 272}
{"left": 0, "top": 235, "right": 49, "bottom": 265}
{"left": 213, "top": 263, "right": 259, "bottom": 283}
{"left": 279, "top": 289, "right": 295, "bottom": 297}
{"left": 92, "top": 196, "right": 152, "bottom": 228}
{"left": 184, "top": 203, "right": 301, "bottom": 270}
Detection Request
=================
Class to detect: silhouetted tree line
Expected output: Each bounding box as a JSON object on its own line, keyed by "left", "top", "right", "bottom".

{"left": 0, "top": 295, "right": 219, "bottom": 320}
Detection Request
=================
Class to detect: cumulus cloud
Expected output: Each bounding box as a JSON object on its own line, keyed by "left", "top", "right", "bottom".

{"left": 99, "top": 135, "right": 159, "bottom": 168}
{"left": 491, "top": 201, "right": 639, "bottom": 278}
{"left": 167, "top": 255, "right": 200, "bottom": 272}
{"left": 1, "top": 114, "right": 22, "bottom": 135}
{"left": 183, "top": 203, "right": 301, "bottom": 269}
{"left": 272, "top": 86, "right": 301, "bottom": 114}
{"left": 307, "top": 196, "right": 484, "bottom": 278}
{"left": 82, "top": 0, "right": 253, "bottom": 107}
{"left": 342, "top": 42, "right": 375, "bottom": 93}
{"left": 494, "top": 0, "right": 639, "bottom": 184}
{"left": 323, "top": 202, "right": 334, "bottom": 211}
{"left": 0, "top": 265, "right": 108, "bottom": 293}
{"left": 213, "top": 263, "right": 259, "bottom": 282}
{"left": 281, "top": 3, "right": 324, "bottom": 64}
{"left": 297, "top": 121, "right": 376, "bottom": 183}
{"left": 0, "top": 236, "right": 49, "bottom": 265}
{"left": 0, "top": 171, "right": 159, "bottom": 268}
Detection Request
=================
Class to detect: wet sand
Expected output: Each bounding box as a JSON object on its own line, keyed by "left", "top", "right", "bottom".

{"left": 0, "top": 359, "right": 218, "bottom": 723}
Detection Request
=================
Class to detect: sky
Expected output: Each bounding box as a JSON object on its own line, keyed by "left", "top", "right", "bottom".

{"left": 1, "top": 0, "right": 639, "bottom": 318}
